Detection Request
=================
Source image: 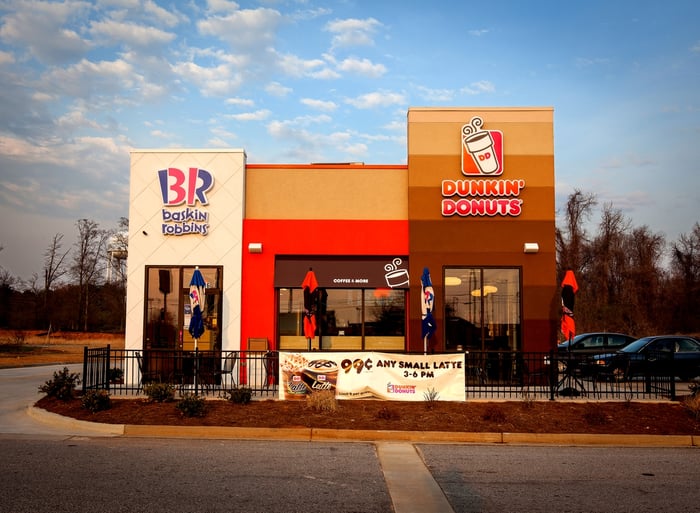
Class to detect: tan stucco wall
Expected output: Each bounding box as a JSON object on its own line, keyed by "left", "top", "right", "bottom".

{"left": 245, "top": 165, "right": 407, "bottom": 220}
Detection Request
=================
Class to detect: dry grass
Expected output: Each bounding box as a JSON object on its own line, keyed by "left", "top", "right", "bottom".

{"left": 0, "top": 329, "right": 124, "bottom": 369}
{"left": 306, "top": 390, "right": 338, "bottom": 413}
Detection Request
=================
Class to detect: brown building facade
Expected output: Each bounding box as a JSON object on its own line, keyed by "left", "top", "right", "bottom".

{"left": 406, "top": 107, "right": 556, "bottom": 353}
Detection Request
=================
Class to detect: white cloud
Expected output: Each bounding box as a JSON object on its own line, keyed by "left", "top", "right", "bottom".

{"left": 205, "top": 0, "right": 240, "bottom": 15}
{"left": 198, "top": 7, "right": 282, "bottom": 51}
{"left": 171, "top": 60, "right": 243, "bottom": 97}
{"left": 265, "top": 81, "right": 292, "bottom": 96}
{"left": 575, "top": 57, "right": 611, "bottom": 67}
{"left": 41, "top": 58, "right": 141, "bottom": 100}
{"left": 325, "top": 17, "right": 382, "bottom": 49}
{"left": 88, "top": 20, "right": 176, "bottom": 48}
{"left": 337, "top": 57, "right": 386, "bottom": 77}
{"left": 0, "top": 50, "right": 15, "bottom": 65}
{"left": 301, "top": 98, "right": 337, "bottom": 112}
{"left": 345, "top": 91, "right": 407, "bottom": 109}
{"left": 226, "top": 109, "right": 271, "bottom": 121}
{"left": 416, "top": 85, "right": 455, "bottom": 102}
{"left": 460, "top": 81, "right": 495, "bottom": 95}
{"left": 276, "top": 52, "right": 326, "bottom": 78}
{"left": 0, "top": 0, "right": 91, "bottom": 64}
{"left": 150, "top": 129, "right": 176, "bottom": 138}
{"left": 225, "top": 97, "right": 255, "bottom": 107}
{"left": 309, "top": 68, "right": 341, "bottom": 79}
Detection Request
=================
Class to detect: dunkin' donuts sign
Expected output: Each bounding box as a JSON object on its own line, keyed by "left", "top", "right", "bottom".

{"left": 442, "top": 116, "right": 525, "bottom": 217}
{"left": 158, "top": 167, "right": 214, "bottom": 236}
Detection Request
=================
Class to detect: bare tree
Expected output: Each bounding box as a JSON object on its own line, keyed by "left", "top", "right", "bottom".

{"left": 107, "top": 217, "right": 128, "bottom": 286}
{"left": 669, "top": 222, "right": 700, "bottom": 333}
{"left": 41, "top": 234, "right": 70, "bottom": 330}
{"left": 622, "top": 225, "right": 666, "bottom": 334}
{"left": 71, "top": 219, "right": 110, "bottom": 331}
{"left": 556, "top": 189, "right": 597, "bottom": 275}
{"left": 584, "top": 204, "right": 631, "bottom": 332}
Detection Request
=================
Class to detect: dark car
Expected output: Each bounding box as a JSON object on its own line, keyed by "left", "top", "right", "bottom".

{"left": 592, "top": 335, "right": 700, "bottom": 381}
{"left": 557, "top": 332, "right": 636, "bottom": 355}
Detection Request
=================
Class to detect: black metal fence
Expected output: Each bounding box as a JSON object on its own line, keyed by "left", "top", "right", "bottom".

{"left": 83, "top": 347, "right": 681, "bottom": 400}
{"left": 83, "top": 347, "right": 279, "bottom": 398}
{"left": 464, "top": 350, "right": 678, "bottom": 400}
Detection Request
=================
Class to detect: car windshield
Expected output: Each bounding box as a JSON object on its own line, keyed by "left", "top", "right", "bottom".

{"left": 620, "top": 337, "right": 654, "bottom": 353}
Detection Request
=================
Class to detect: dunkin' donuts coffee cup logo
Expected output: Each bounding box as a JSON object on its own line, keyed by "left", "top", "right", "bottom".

{"left": 461, "top": 117, "right": 504, "bottom": 176}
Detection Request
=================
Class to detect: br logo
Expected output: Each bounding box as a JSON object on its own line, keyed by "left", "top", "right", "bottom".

{"left": 158, "top": 167, "right": 214, "bottom": 206}
{"left": 461, "top": 116, "right": 504, "bottom": 176}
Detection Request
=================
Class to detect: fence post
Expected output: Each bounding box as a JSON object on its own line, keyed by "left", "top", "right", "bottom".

{"left": 670, "top": 351, "right": 676, "bottom": 401}
{"left": 105, "top": 344, "right": 111, "bottom": 392}
{"left": 549, "top": 350, "right": 556, "bottom": 401}
{"left": 82, "top": 346, "right": 88, "bottom": 393}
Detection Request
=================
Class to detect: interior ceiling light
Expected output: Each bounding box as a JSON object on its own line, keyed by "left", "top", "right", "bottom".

{"left": 444, "top": 276, "right": 462, "bottom": 286}
{"left": 471, "top": 285, "right": 498, "bottom": 297}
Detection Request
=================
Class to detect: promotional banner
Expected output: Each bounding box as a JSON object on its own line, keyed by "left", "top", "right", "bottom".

{"left": 279, "top": 352, "right": 465, "bottom": 402}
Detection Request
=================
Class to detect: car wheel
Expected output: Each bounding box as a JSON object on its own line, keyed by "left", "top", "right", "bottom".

{"left": 612, "top": 366, "right": 627, "bottom": 382}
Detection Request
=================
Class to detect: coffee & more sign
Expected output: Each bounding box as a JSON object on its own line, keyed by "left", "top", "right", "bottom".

{"left": 441, "top": 116, "right": 526, "bottom": 217}
{"left": 279, "top": 352, "right": 465, "bottom": 402}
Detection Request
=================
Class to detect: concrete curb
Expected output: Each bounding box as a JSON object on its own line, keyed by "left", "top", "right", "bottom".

{"left": 27, "top": 405, "right": 125, "bottom": 436}
{"left": 28, "top": 406, "right": 698, "bottom": 446}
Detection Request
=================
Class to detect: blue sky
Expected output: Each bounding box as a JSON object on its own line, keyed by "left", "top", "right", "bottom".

{"left": 0, "top": 0, "right": 699, "bottom": 283}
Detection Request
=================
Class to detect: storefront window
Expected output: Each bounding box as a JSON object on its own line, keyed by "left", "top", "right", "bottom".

{"left": 277, "top": 287, "right": 406, "bottom": 351}
{"left": 444, "top": 267, "right": 520, "bottom": 352}
{"left": 144, "top": 266, "right": 222, "bottom": 351}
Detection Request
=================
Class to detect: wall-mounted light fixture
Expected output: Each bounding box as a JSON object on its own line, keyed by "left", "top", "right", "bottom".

{"left": 523, "top": 242, "right": 539, "bottom": 254}
{"left": 248, "top": 242, "right": 263, "bottom": 253}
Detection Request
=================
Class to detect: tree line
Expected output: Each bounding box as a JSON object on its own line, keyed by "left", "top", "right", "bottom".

{"left": 0, "top": 218, "right": 128, "bottom": 333}
{"left": 1, "top": 192, "right": 699, "bottom": 338}
{"left": 557, "top": 190, "right": 699, "bottom": 337}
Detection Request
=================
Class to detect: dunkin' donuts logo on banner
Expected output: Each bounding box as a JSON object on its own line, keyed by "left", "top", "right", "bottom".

{"left": 461, "top": 116, "right": 503, "bottom": 176}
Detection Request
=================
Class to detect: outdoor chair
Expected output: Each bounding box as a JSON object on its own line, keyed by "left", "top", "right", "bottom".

{"left": 135, "top": 351, "right": 160, "bottom": 390}
{"left": 521, "top": 356, "right": 552, "bottom": 396}
{"left": 216, "top": 351, "right": 238, "bottom": 391}
{"left": 264, "top": 351, "right": 279, "bottom": 388}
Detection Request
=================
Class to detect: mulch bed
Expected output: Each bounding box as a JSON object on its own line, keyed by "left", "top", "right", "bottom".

{"left": 35, "top": 396, "right": 700, "bottom": 435}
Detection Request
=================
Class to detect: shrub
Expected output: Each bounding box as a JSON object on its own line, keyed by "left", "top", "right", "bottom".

{"left": 176, "top": 393, "right": 207, "bottom": 417}
{"left": 306, "top": 390, "right": 338, "bottom": 413}
{"left": 423, "top": 387, "right": 439, "bottom": 409}
{"left": 38, "top": 367, "right": 80, "bottom": 400}
{"left": 108, "top": 367, "right": 124, "bottom": 383}
{"left": 376, "top": 405, "right": 399, "bottom": 420}
{"left": 226, "top": 385, "right": 252, "bottom": 404}
{"left": 482, "top": 406, "right": 506, "bottom": 423}
{"left": 81, "top": 389, "right": 112, "bottom": 413}
{"left": 521, "top": 396, "right": 535, "bottom": 409}
{"left": 142, "top": 382, "right": 175, "bottom": 403}
{"left": 583, "top": 409, "right": 610, "bottom": 426}
{"left": 682, "top": 394, "right": 700, "bottom": 420}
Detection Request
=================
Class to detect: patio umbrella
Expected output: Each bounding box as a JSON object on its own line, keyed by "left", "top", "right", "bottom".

{"left": 560, "top": 270, "right": 578, "bottom": 344}
{"left": 301, "top": 268, "right": 319, "bottom": 350}
{"left": 188, "top": 267, "right": 207, "bottom": 351}
{"left": 421, "top": 267, "right": 436, "bottom": 354}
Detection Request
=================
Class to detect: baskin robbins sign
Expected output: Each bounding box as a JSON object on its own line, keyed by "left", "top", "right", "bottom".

{"left": 158, "top": 167, "right": 214, "bottom": 236}
{"left": 442, "top": 116, "right": 525, "bottom": 217}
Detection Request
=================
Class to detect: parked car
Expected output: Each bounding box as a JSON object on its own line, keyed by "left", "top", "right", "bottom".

{"left": 557, "top": 332, "right": 636, "bottom": 355}
{"left": 592, "top": 335, "right": 700, "bottom": 381}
